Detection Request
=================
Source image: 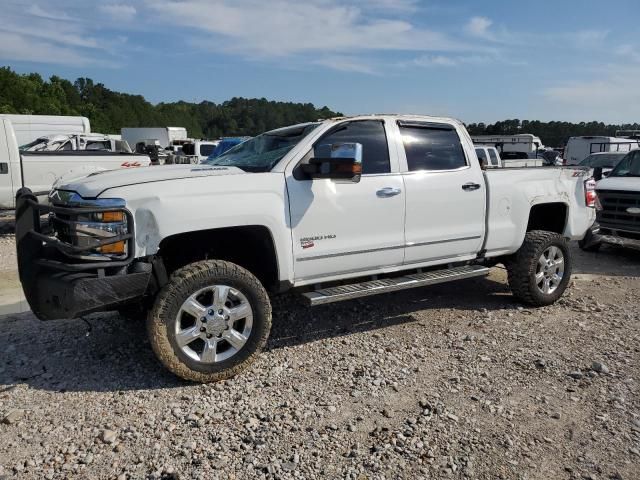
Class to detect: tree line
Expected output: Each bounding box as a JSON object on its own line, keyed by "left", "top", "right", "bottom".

{"left": 0, "top": 67, "right": 340, "bottom": 139}
{"left": 1, "top": 67, "right": 638, "bottom": 146}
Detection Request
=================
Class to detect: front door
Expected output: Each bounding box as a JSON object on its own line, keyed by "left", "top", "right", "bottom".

{"left": 286, "top": 120, "right": 406, "bottom": 283}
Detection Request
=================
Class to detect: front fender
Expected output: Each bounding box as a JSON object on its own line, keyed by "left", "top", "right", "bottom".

{"left": 103, "top": 174, "right": 294, "bottom": 284}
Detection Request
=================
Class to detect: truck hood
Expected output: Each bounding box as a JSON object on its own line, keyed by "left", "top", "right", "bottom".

{"left": 57, "top": 164, "right": 246, "bottom": 198}
{"left": 596, "top": 176, "right": 640, "bottom": 192}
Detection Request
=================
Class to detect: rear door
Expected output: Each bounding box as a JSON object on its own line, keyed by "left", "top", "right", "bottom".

{"left": 286, "top": 119, "right": 406, "bottom": 283}
{"left": 397, "top": 120, "right": 486, "bottom": 265}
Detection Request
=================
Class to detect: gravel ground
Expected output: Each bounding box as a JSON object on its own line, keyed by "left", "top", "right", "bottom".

{"left": 0, "top": 236, "right": 638, "bottom": 480}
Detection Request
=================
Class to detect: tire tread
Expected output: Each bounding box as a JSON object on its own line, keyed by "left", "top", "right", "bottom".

{"left": 506, "top": 230, "right": 571, "bottom": 306}
{"left": 147, "top": 260, "right": 271, "bottom": 383}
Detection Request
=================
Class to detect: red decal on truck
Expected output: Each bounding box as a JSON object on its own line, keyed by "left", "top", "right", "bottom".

{"left": 121, "top": 161, "right": 142, "bottom": 168}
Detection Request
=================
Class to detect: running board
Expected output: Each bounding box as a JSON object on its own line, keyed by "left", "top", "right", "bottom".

{"left": 302, "top": 264, "right": 490, "bottom": 306}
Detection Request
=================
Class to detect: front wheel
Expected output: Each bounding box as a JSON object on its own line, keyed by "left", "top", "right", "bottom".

{"left": 147, "top": 260, "right": 272, "bottom": 382}
{"left": 506, "top": 230, "right": 572, "bottom": 306}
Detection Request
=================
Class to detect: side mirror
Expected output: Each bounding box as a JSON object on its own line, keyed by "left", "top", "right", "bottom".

{"left": 302, "top": 143, "right": 363, "bottom": 182}
{"left": 602, "top": 170, "right": 610, "bottom": 177}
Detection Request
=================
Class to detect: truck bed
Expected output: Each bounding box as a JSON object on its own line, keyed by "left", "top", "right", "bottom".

{"left": 483, "top": 166, "right": 594, "bottom": 257}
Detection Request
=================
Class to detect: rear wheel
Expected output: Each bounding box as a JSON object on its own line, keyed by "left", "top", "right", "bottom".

{"left": 147, "top": 260, "right": 271, "bottom": 382}
{"left": 506, "top": 230, "right": 572, "bottom": 306}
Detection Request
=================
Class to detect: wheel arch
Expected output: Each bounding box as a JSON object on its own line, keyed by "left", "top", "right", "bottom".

{"left": 157, "top": 225, "right": 281, "bottom": 292}
{"left": 526, "top": 201, "right": 569, "bottom": 235}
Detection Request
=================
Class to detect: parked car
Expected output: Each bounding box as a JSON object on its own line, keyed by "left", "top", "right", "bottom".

{"left": 0, "top": 118, "right": 150, "bottom": 209}
{"left": 205, "top": 137, "right": 251, "bottom": 161}
{"left": 174, "top": 140, "right": 220, "bottom": 163}
{"left": 578, "top": 151, "right": 628, "bottom": 180}
{"left": 15, "top": 115, "right": 596, "bottom": 382}
{"left": 20, "top": 133, "right": 132, "bottom": 153}
{"left": 579, "top": 149, "right": 640, "bottom": 252}
{"left": 474, "top": 146, "right": 501, "bottom": 167}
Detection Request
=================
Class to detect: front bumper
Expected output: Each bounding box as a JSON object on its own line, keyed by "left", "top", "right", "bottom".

{"left": 15, "top": 188, "right": 152, "bottom": 320}
{"left": 587, "top": 223, "right": 640, "bottom": 251}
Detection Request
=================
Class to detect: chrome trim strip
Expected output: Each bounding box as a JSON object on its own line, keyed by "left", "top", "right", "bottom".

{"left": 405, "top": 235, "right": 482, "bottom": 248}
{"left": 296, "top": 235, "right": 482, "bottom": 262}
{"left": 297, "top": 244, "right": 404, "bottom": 262}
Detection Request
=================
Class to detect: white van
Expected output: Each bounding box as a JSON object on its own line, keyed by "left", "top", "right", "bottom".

{"left": 0, "top": 119, "right": 150, "bottom": 209}
{"left": 565, "top": 136, "right": 640, "bottom": 165}
{"left": 0, "top": 114, "right": 90, "bottom": 146}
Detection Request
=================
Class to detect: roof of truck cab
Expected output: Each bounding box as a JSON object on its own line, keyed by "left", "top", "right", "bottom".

{"left": 321, "top": 114, "right": 464, "bottom": 125}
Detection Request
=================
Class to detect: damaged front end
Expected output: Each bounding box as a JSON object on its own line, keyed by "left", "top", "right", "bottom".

{"left": 15, "top": 188, "right": 154, "bottom": 320}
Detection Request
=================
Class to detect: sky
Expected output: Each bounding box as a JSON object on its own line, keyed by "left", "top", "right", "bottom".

{"left": 1, "top": 0, "right": 639, "bottom": 124}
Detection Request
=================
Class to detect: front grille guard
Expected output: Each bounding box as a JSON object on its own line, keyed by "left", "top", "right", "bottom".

{"left": 16, "top": 188, "right": 136, "bottom": 272}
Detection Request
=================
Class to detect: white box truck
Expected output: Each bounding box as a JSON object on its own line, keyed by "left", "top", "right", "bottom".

{"left": 121, "top": 127, "right": 188, "bottom": 149}
{"left": 0, "top": 114, "right": 91, "bottom": 147}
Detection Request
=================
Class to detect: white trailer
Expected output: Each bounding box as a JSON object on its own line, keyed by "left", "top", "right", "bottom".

{"left": 0, "top": 114, "right": 90, "bottom": 147}
{"left": 121, "top": 127, "right": 188, "bottom": 149}
{"left": 471, "top": 134, "right": 543, "bottom": 159}
{"left": 565, "top": 136, "right": 640, "bottom": 165}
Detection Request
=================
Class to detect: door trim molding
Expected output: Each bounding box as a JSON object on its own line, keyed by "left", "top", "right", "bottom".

{"left": 296, "top": 235, "right": 482, "bottom": 262}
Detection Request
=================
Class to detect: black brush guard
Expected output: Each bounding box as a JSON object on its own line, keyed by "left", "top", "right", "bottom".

{"left": 15, "top": 188, "right": 152, "bottom": 320}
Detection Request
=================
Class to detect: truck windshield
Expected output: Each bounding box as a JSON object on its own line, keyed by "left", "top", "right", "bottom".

{"left": 608, "top": 151, "right": 640, "bottom": 177}
{"left": 204, "top": 123, "right": 320, "bottom": 172}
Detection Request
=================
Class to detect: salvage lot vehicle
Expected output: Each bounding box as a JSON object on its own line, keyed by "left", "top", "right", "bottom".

{"left": 578, "top": 151, "right": 627, "bottom": 180}
{"left": 474, "top": 146, "right": 501, "bottom": 168}
{"left": 0, "top": 119, "right": 151, "bottom": 209}
{"left": 15, "top": 115, "right": 596, "bottom": 382}
{"left": 580, "top": 149, "right": 640, "bottom": 252}
{"left": 20, "top": 133, "right": 132, "bottom": 153}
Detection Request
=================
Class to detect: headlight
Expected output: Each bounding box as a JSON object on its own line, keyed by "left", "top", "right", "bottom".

{"left": 49, "top": 191, "right": 130, "bottom": 259}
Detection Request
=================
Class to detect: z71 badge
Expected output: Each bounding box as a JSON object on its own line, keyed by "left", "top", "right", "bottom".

{"left": 300, "top": 234, "right": 336, "bottom": 249}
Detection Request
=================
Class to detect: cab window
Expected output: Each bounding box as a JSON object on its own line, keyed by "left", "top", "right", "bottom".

{"left": 488, "top": 148, "right": 499, "bottom": 166}
{"left": 313, "top": 120, "right": 390, "bottom": 174}
{"left": 400, "top": 122, "right": 467, "bottom": 171}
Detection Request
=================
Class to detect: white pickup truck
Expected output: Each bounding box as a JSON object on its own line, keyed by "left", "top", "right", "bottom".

{"left": 579, "top": 149, "right": 640, "bottom": 252}
{"left": 15, "top": 115, "right": 596, "bottom": 382}
{"left": 0, "top": 119, "right": 151, "bottom": 209}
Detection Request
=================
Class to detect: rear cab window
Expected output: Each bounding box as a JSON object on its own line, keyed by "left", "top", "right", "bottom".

{"left": 488, "top": 148, "right": 499, "bottom": 166}
{"left": 398, "top": 121, "right": 468, "bottom": 171}
{"left": 475, "top": 147, "right": 488, "bottom": 167}
{"left": 200, "top": 144, "right": 216, "bottom": 157}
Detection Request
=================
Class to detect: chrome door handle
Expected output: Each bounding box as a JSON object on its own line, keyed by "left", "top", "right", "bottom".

{"left": 462, "top": 182, "right": 481, "bottom": 191}
{"left": 376, "top": 187, "right": 402, "bottom": 198}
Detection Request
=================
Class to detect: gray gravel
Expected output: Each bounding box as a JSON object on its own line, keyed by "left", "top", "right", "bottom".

{"left": 0, "top": 238, "right": 639, "bottom": 479}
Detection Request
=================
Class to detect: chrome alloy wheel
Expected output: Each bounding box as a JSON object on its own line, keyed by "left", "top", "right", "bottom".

{"left": 174, "top": 285, "right": 253, "bottom": 363}
{"left": 535, "top": 246, "right": 565, "bottom": 295}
